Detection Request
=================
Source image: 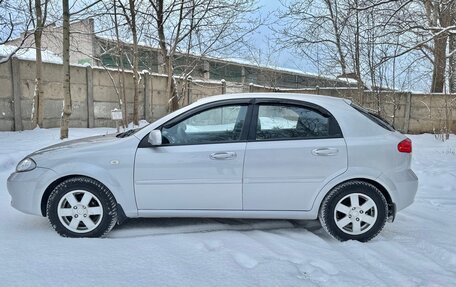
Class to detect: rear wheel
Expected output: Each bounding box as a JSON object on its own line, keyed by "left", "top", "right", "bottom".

{"left": 319, "top": 181, "right": 388, "bottom": 242}
{"left": 47, "top": 177, "right": 117, "bottom": 238}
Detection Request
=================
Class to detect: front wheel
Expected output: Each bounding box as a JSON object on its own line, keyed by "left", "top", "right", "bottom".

{"left": 47, "top": 177, "right": 118, "bottom": 238}
{"left": 319, "top": 181, "right": 388, "bottom": 242}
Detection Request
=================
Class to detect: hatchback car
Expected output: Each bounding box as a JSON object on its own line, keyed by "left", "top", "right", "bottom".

{"left": 7, "top": 93, "right": 418, "bottom": 241}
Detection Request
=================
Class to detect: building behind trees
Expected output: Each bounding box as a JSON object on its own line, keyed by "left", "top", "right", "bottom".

{"left": 7, "top": 18, "right": 357, "bottom": 90}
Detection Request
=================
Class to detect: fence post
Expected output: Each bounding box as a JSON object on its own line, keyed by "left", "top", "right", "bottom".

{"left": 187, "top": 76, "right": 193, "bottom": 105}
{"left": 11, "top": 57, "right": 22, "bottom": 131}
{"left": 403, "top": 92, "right": 412, "bottom": 133}
{"left": 315, "top": 85, "right": 320, "bottom": 95}
{"left": 86, "top": 65, "right": 94, "bottom": 128}
{"left": 241, "top": 67, "right": 246, "bottom": 84}
{"left": 143, "top": 70, "right": 150, "bottom": 121}
{"left": 359, "top": 88, "right": 365, "bottom": 106}
{"left": 221, "top": 79, "right": 226, "bottom": 94}
{"left": 249, "top": 83, "right": 254, "bottom": 93}
{"left": 203, "top": 60, "right": 210, "bottom": 79}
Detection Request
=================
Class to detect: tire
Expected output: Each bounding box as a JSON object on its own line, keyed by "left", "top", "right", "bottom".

{"left": 47, "top": 177, "right": 118, "bottom": 238}
{"left": 319, "top": 180, "right": 388, "bottom": 242}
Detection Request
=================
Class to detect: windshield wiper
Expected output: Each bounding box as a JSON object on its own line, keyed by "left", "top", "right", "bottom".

{"left": 116, "top": 129, "right": 137, "bottom": 138}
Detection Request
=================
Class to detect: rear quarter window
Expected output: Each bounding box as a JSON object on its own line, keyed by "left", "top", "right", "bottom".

{"left": 350, "top": 104, "right": 395, "bottom": 131}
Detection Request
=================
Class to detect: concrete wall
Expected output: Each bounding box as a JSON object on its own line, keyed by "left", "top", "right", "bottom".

{"left": 0, "top": 58, "right": 228, "bottom": 131}
{"left": 1, "top": 57, "right": 455, "bottom": 134}
{"left": 0, "top": 58, "right": 14, "bottom": 130}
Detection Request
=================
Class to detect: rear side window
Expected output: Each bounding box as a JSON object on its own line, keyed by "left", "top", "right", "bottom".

{"left": 255, "top": 104, "right": 340, "bottom": 140}
{"left": 351, "top": 104, "right": 395, "bottom": 131}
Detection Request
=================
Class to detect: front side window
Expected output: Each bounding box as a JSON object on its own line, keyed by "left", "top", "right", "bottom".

{"left": 256, "top": 104, "right": 331, "bottom": 140}
{"left": 162, "top": 105, "right": 248, "bottom": 145}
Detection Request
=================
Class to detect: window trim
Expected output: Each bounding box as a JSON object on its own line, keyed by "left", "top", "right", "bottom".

{"left": 247, "top": 99, "right": 343, "bottom": 142}
{"left": 139, "top": 99, "right": 254, "bottom": 148}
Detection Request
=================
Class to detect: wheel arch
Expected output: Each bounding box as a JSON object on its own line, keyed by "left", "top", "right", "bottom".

{"left": 318, "top": 177, "right": 394, "bottom": 219}
{"left": 333, "top": 178, "right": 393, "bottom": 205}
{"left": 41, "top": 175, "right": 112, "bottom": 217}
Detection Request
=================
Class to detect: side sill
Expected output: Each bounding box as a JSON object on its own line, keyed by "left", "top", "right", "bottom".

{"left": 136, "top": 209, "right": 318, "bottom": 220}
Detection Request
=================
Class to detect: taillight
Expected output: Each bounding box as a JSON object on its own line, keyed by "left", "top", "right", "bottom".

{"left": 398, "top": 138, "right": 412, "bottom": 153}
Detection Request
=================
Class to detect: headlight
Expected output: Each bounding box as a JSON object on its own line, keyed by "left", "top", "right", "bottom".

{"left": 16, "top": 158, "right": 36, "bottom": 172}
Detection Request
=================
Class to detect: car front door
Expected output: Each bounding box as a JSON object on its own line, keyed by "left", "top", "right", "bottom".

{"left": 243, "top": 100, "right": 348, "bottom": 211}
{"left": 134, "top": 100, "right": 252, "bottom": 210}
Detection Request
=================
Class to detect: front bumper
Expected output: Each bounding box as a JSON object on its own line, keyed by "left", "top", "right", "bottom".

{"left": 7, "top": 167, "right": 57, "bottom": 216}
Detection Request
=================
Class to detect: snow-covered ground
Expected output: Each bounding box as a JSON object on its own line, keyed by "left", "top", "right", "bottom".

{"left": 1, "top": 128, "right": 455, "bottom": 286}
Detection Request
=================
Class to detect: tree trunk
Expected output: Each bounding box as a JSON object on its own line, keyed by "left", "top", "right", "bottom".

{"left": 354, "top": 0, "right": 364, "bottom": 105}
{"left": 155, "top": 0, "right": 179, "bottom": 112}
{"left": 431, "top": 34, "right": 448, "bottom": 93}
{"left": 114, "top": 0, "right": 127, "bottom": 127}
{"left": 449, "top": 3, "right": 456, "bottom": 93}
{"left": 121, "top": 64, "right": 127, "bottom": 127}
{"left": 325, "top": 0, "right": 347, "bottom": 75}
{"left": 165, "top": 56, "right": 179, "bottom": 112}
{"left": 129, "top": 0, "right": 139, "bottom": 125}
{"left": 60, "top": 0, "right": 72, "bottom": 139}
{"left": 450, "top": 33, "right": 456, "bottom": 93}
{"left": 32, "top": 0, "right": 44, "bottom": 127}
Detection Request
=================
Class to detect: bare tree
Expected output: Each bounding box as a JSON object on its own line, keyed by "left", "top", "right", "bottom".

{"left": 450, "top": 1, "right": 456, "bottom": 92}
{"left": 31, "top": 0, "right": 48, "bottom": 128}
{"left": 113, "top": 0, "right": 128, "bottom": 127}
{"left": 145, "top": 0, "right": 259, "bottom": 112}
{"left": 60, "top": 0, "right": 72, "bottom": 139}
{"left": 0, "top": 0, "right": 15, "bottom": 45}
{"left": 423, "top": 0, "right": 454, "bottom": 93}
{"left": 0, "top": 0, "right": 33, "bottom": 62}
{"left": 276, "top": 0, "right": 456, "bottom": 93}
{"left": 118, "top": 0, "right": 141, "bottom": 125}
{"left": 152, "top": 0, "right": 180, "bottom": 111}
{"left": 276, "top": 1, "right": 351, "bottom": 78}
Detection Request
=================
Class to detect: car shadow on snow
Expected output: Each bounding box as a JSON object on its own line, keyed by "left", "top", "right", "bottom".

{"left": 108, "top": 218, "right": 326, "bottom": 239}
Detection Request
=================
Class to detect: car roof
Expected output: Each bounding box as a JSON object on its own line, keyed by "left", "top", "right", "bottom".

{"left": 196, "top": 93, "right": 351, "bottom": 106}
{"left": 134, "top": 91, "right": 385, "bottom": 141}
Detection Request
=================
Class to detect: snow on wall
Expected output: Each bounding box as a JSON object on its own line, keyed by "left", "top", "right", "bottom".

{"left": 0, "top": 44, "right": 62, "bottom": 64}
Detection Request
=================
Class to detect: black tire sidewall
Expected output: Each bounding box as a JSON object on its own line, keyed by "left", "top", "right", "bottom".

{"left": 323, "top": 182, "right": 387, "bottom": 242}
{"left": 47, "top": 177, "right": 117, "bottom": 238}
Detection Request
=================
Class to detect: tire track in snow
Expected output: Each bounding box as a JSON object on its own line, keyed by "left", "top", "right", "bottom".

{"left": 231, "top": 228, "right": 376, "bottom": 285}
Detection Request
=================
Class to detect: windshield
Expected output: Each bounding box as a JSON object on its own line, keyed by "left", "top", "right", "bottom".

{"left": 116, "top": 126, "right": 147, "bottom": 138}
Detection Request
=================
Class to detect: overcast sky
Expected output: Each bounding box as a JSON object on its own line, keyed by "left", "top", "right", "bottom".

{"left": 249, "top": 0, "right": 319, "bottom": 76}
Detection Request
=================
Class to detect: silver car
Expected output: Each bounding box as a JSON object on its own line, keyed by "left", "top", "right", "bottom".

{"left": 7, "top": 93, "right": 418, "bottom": 241}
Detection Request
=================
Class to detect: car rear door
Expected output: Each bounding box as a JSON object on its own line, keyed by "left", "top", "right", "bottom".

{"left": 134, "top": 99, "right": 252, "bottom": 210}
{"left": 242, "top": 100, "right": 348, "bottom": 211}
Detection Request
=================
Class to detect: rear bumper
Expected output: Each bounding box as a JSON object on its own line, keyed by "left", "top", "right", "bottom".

{"left": 379, "top": 168, "right": 418, "bottom": 212}
{"left": 7, "top": 167, "right": 57, "bottom": 216}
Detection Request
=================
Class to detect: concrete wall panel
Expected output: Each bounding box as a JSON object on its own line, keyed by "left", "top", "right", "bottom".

{"left": 0, "top": 78, "right": 12, "bottom": 98}
{"left": 1, "top": 58, "right": 455, "bottom": 133}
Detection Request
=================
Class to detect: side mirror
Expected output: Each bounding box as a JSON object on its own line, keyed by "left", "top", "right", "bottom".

{"left": 148, "top": 130, "right": 162, "bottom": 146}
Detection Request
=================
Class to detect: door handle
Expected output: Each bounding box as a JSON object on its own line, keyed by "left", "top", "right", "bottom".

{"left": 312, "top": 148, "right": 339, "bottom": 156}
{"left": 210, "top": 152, "right": 237, "bottom": 160}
